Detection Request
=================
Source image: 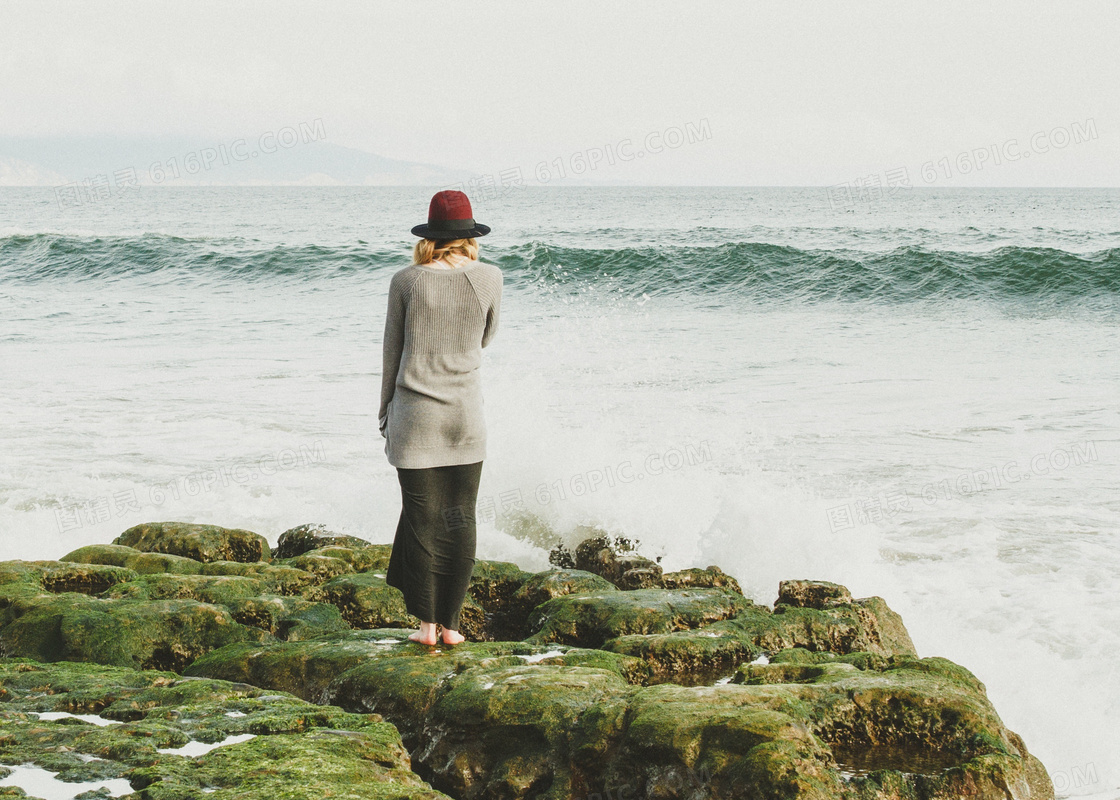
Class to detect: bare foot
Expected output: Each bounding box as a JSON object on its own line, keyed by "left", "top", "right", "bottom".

{"left": 440, "top": 628, "right": 466, "bottom": 645}
{"left": 409, "top": 624, "right": 438, "bottom": 646}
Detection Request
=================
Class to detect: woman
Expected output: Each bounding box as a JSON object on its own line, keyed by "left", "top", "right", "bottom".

{"left": 379, "top": 190, "right": 503, "bottom": 646}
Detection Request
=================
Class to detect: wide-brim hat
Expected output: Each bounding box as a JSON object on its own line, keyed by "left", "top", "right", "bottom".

{"left": 411, "top": 189, "right": 491, "bottom": 240}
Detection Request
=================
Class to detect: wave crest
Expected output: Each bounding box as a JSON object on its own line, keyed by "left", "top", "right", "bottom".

{"left": 3, "top": 233, "right": 1118, "bottom": 301}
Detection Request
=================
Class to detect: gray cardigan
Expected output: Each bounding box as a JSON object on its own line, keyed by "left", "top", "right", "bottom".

{"left": 379, "top": 260, "right": 503, "bottom": 469}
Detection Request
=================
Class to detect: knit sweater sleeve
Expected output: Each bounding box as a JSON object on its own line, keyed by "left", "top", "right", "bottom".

{"left": 477, "top": 266, "right": 503, "bottom": 349}
{"left": 379, "top": 271, "right": 408, "bottom": 435}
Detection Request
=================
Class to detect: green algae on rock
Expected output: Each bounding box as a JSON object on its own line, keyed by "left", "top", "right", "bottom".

{"left": 525, "top": 586, "right": 752, "bottom": 648}
{"left": 271, "top": 523, "right": 376, "bottom": 559}
{"left": 0, "top": 657, "right": 452, "bottom": 799}
{"left": 186, "top": 628, "right": 1051, "bottom": 800}
{"left": 601, "top": 628, "right": 761, "bottom": 685}
{"left": 777, "top": 579, "right": 853, "bottom": 608}
{"left": 226, "top": 594, "right": 350, "bottom": 641}
{"left": 0, "top": 589, "right": 268, "bottom": 672}
{"left": 699, "top": 595, "right": 918, "bottom": 658}
{"left": 113, "top": 521, "right": 270, "bottom": 563}
{"left": 574, "top": 532, "right": 664, "bottom": 589}
{"left": 273, "top": 553, "right": 355, "bottom": 582}
{"left": 0, "top": 524, "right": 1055, "bottom": 799}
{"left": 659, "top": 564, "right": 744, "bottom": 594}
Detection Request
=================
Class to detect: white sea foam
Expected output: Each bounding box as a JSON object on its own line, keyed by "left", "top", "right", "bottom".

{"left": 0, "top": 763, "right": 133, "bottom": 799}
{"left": 157, "top": 733, "right": 256, "bottom": 756}
{"left": 34, "top": 711, "right": 120, "bottom": 726}
{"left": 517, "top": 650, "right": 566, "bottom": 663}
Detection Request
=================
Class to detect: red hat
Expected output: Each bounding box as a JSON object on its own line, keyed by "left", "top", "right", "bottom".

{"left": 411, "top": 190, "right": 491, "bottom": 240}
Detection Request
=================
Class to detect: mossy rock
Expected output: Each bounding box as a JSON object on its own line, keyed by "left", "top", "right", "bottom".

{"left": 704, "top": 594, "right": 918, "bottom": 658}
{"left": 468, "top": 560, "right": 535, "bottom": 610}
{"left": 0, "top": 560, "right": 137, "bottom": 597}
{"left": 512, "top": 568, "right": 617, "bottom": 606}
{"left": 254, "top": 564, "right": 318, "bottom": 596}
{"left": 182, "top": 622, "right": 1052, "bottom": 800}
{"left": 777, "top": 579, "right": 853, "bottom": 608}
{"left": 357, "top": 544, "right": 393, "bottom": 571}
{"left": 299, "top": 571, "right": 486, "bottom": 639}
{"left": 114, "top": 521, "right": 269, "bottom": 563}
{"left": 420, "top": 664, "right": 632, "bottom": 799}
{"left": 453, "top": 593, "right": 488, "bottom": 640}
{"left": 735, "top": 659, "right": 858, "bottom": 686}
{"left": 660, "top": 565, "right": 744, "bottom": 595}
{"left": 303, "top": 545, "right": 381, "bottom": 572}
{"left": 0, "top": 592, "right": 268, "bottom": 671}
{"left": 272, "top": 523, "right": 374, "bottom": 559}
{"left": 227, "top": 594, "right": 350, "bottom": 641}
{"left": 603, "top": 682, "right": 840, "bottom": 798}
{"left": 0, "top": 657, "right": 451, "bottom": 799}
{"left": 141, "top": 728, "right": 443, "bottom": 799}
{"left": 102, "top": 574, "right": 266, "bottom": 607}
{"left": 189, "top": 635, "right": 645, "bottom": 728}
{"left": 58, "top": 543, "right": 143, "bottom": 567}
{"left": 42, "top": 563, "right": 138, "bottom": 595}
{"left": 465, "top": 559, "right": 536, "bottom": 639}
{"left": 0, "top": 559, "right": 67, "bottom": 587}
{"left": 525, "top": 587, "right": 751, "bottom": 648}
{"left": 123, "top": 551, "right": 205, "bottom": 575}
{"left": 273, "top": 553, "right": 354, "bottom": 582}
{"left": 185, "top": 631, "right": 417, "bottom": 702}
{"left": 0, "top": 543, "right": 1054, "bottom": 800}
{"left": 506, "top": 568, "right": 618, "bottom": 639}
{"left": 199, "top": 560, "right": 272, "bottom": 577}
{"left": 324, "top": 643, "right": 641, "bottom": 751}
{"left": 768, "top": 646, "right": 891, "bottom": 672}
{"left": 574, "top": 533, "right": 663, "bottom": 589}
{"left": 602, "top": 628, "right": 760, "bottom": 685}
{"left": 307, "top": 572, "right": 418, "bottom": 630}
{"left": 273, "top": 545, "right": 392, "bottom": 578}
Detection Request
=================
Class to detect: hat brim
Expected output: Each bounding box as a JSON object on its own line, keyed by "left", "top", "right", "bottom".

{"left": 411, "top": 222, "right": 490, "bottom": 240}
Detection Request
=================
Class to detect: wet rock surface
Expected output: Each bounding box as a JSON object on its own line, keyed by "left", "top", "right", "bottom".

{"left": 0, "top": 521, "right": 1053, "bottom": 800}
{"left": 271, "top": 522, "right": 376, "bottom": 560}
{"left": 112, "top": 522, "right": 270, "bottom": 564}
{"left": 0, "top": 657, "right": 451, "bottom": 798}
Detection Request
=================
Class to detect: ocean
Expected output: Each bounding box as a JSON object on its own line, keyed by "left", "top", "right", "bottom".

{"left": 1, "top": 186, "right": 1117, "bottom": 794}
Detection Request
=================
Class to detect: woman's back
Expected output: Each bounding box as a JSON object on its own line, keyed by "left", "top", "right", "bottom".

{"left": 379, "top": 259, "right": 502, "bottom": 469}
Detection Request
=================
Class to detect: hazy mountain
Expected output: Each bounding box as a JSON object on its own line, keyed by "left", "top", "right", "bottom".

{"left": 0, "top": 133, "right": 475, "bottom": 187}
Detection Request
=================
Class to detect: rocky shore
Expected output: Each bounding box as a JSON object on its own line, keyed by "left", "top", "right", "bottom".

{"left": 0, "top": 521, "right": 1053, "bottom": 799}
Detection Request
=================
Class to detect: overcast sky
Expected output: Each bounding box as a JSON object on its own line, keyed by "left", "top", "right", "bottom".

{"left": 2, "top": 0, "right": 1117, "bottom": 185}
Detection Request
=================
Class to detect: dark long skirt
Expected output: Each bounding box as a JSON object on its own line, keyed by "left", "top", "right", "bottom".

{"left": 385, "top": 460, "right": 483, "bottom": 631}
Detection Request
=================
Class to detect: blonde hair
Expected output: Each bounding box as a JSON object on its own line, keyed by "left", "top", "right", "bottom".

{"left": 412, "top": 237, "right": 479, "bottom": 266}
